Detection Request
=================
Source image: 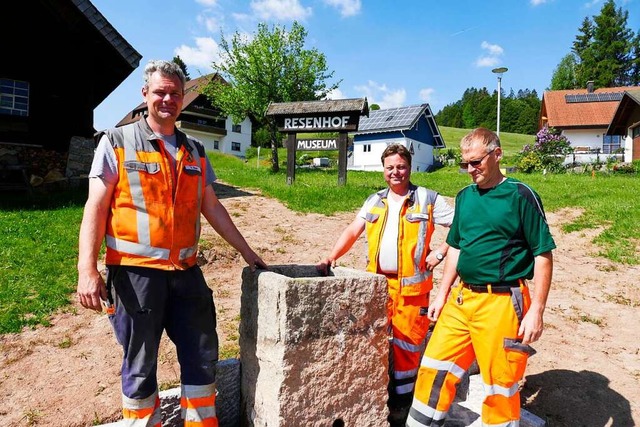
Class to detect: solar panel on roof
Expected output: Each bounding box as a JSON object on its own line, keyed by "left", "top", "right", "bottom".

{"left": 565, "top": 92, "right": 624, "bottom": 103}
{"left": 357, "top": 104, "right": 428, "bottom": 132}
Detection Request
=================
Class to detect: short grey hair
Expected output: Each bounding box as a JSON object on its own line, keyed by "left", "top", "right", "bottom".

{"left": 143, "top": 60, "right": 186, "bottom": 91}
{"left": 460, "top": 127, "right": 501, "bottom": 152}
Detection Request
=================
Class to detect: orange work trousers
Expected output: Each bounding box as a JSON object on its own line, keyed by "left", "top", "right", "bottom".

{"left": 386, "top": 275, "right": 431, "bottom": 409}
{"left": 407, "top": 282, "right": 535, "bottom": 427}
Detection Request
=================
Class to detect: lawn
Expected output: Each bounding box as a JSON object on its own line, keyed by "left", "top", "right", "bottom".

{"left": 0, "top": 132, "right": 637, "bottom": 334}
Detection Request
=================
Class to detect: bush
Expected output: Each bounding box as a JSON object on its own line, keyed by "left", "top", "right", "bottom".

{"left": 516, "top": 151, "right": 544, "bottom": 173}
{"left": 437, "top": 148, "right": 461, "bottom": 167}
{"left": 297, "top": 153, "right": 313, "bottom": 166}
{"left": 612, "top": 162, "right": 638, "bottom": 174}
{"left": 515, "top": 127, "right": 573, "bottom": 173}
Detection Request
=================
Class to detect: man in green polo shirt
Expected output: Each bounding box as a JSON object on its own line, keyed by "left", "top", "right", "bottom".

{"left": 406, "top": 127, "right": 556, "bottom": 427}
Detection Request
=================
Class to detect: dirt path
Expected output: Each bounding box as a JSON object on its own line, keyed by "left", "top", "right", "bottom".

{"left": 1, "top": 182, "right": 638, "bottom": 426}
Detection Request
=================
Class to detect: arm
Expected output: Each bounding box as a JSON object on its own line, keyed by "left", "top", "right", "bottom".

{"left": 426, "top": 194, "right": 455, "bottom": 270}
{"left": 201, "top": 184, "right": 267, "bottom": 271}
{"left": 316, "top": 216, "right": 366, "bottom": 275}
{"left": 425, "top": 242, "right": 450, "bottom": 271}
{"left": 519, "top": 251, "right": 553, "bottom": 344}
{"left": 77, "top": 177, "right": 115, "bottom": 311}
{"left": 428, "top": 246, "right": 459, "bottom": 322}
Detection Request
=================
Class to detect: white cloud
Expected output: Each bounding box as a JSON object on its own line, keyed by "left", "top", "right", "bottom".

{"left": 323, "top": 0, "right": 361, "bottom": 17}
{"left": 325, "top": 88, "right": 346, "bottom": 99}
{"left": 480, "top": 41, "right": 503, "bottom": 56}
{"left": 196, "top": 0, "right": 218, "bottom": 6}
{"left": 174, "top": 37, "right": 220, "bottom": 71}
{"left": 475, "top": 41, "right": 504, "bottom": 68}
{"left": 530, "top": 0, "right": 548, "bottom": 5}
{"left": 197, "top": 13, "right": 222, "bottom": 33}
{"left": 354, "top": 81, "right": 406, "bottom": 108}
{"left": 419, "top": 88, "right": 435, "bottom": 103}
{"left": 250, "top": 0, "right": 312, "bottom": 21}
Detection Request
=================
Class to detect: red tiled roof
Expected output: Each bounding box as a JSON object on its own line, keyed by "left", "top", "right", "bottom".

{"left": 540, "top": 86, "right": 638, "bottom": 129}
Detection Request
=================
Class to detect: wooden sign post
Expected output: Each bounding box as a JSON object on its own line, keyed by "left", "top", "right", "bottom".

{"left": 266, "top": 99, "right": 369, "bottom": 185}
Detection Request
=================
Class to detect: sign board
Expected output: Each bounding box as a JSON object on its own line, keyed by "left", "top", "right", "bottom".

{"left": 274, "top": 114, "right": 360, "bottom": 133}
{"left": 265, "top": 98, "right": 369, "bottom": 186}
{"left": 292, "top": 138, "right": 338, "bottom": 151}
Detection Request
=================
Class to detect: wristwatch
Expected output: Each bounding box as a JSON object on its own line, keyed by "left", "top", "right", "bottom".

{"left": 435, "top": 252, "right": 445, "bottom": 261}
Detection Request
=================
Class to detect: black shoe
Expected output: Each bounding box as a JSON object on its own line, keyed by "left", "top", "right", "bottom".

{"left": 388, "top": 406, "right": 409, "bottom": 427}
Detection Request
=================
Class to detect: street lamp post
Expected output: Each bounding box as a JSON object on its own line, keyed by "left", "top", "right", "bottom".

{"left": 491, "top": 67, "right": 508, "bottom": 137}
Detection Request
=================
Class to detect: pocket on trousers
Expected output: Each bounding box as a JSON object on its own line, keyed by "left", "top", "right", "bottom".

{"left": 503, "top": 337, "right": 535, "bottom": 382}
{"left": 405, "top": 295, "right": 430, "bottom": 343}
{"left": 504, "top": 338, "right": 537, "bottom": 356}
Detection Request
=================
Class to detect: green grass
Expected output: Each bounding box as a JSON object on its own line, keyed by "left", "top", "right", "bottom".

{"left": 0, "top": 189, "right": 87, "bottom": 334}
{"left": 0, "top": 129, "right": 637, "bottom": 334}
{"left": 438, "top": 126, "right": 536, "bottom": 166}
{"left": 214, "top": 147, "right": 639, "bottom": 265}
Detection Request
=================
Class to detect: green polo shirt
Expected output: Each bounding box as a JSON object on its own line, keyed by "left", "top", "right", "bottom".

{"left": 446, "top": 177, "right": 556, "bottom": 284}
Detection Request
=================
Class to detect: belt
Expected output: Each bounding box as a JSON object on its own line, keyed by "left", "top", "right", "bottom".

{"left": 462, "top": 281, "right": 522, "bottom": 293}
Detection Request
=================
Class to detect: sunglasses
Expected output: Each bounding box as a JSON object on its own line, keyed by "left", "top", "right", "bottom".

{"left": 459, "top": 148, "right": 495, "bottom": 169}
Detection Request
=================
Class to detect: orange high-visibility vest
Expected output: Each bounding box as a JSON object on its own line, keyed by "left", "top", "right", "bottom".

{"left": 363, "top": 185, "right": 437, "bottom": 296}
{"left": 101, "top": 117, "right": 206, "bottom": 270}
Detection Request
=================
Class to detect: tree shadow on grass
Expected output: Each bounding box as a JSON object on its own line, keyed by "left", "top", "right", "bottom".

{"left": 212, "top": 181, "right": 255, "bottom": 200}
{"left": 521, "top": 369, "right": 633, "bottom": 426}
{"left": 0, "top": 187, "right": 87, "bottom": 211}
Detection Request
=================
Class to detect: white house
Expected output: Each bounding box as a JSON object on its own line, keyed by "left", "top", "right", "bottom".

{"left": 350, "top": 104, "right": 445, "bottom": 172}
{"left": 116, "top": 73, "right": 252, "bottom": 158}
{"left": 606, "top": 89, "right": 640, "bottom": 162}
{"left": 539, "top": 83, "right": 637, "bottom": 163}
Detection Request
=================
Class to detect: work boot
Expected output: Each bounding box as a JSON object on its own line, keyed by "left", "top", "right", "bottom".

{"left": 387, "top": 405, "right": 410, "bottom": 427}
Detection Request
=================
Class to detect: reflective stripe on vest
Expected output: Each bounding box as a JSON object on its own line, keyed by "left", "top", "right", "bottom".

{"left": 364, "top": 186, "right": 437, "bottom": 295}
{"left": 123, "top": 124, "right": 152, "bottom": 248}
{"left": 402, "top": 187, "right": 434, "bottom": 288}
{"left": 104, "top": 118, "right": 205, "bottom": 269}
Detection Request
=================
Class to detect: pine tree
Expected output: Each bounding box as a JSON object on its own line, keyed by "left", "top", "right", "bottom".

{"left": 590, "top": 0, "right": 633, "bottom": 86}
{"left": 172, "top": 55, "right": 191, "bottom": 81}
{"left": 564, "top": 0, "right": 637, "bottom": 89}
{"left": 630, "top": 34, "right": 640, "bottom": 85}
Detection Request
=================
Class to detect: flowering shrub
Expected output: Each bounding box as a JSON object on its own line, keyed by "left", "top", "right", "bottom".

{"left": 612, "top": 162, "right": 638, "bottom": 174}
{"left": 516, "top": 127, "right": 573, "bottom": 173}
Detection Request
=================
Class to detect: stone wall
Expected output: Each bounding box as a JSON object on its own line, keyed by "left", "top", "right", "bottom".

{"left": 65, "top": 135, "right": 95, "bottom": 178}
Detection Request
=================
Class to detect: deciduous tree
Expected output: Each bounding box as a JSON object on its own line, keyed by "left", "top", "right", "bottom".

{"left": 550, "top": 54, "right": 579, "bottom": 90}
{"left": 204, "top": 22, "right": 340, "bottom": 172}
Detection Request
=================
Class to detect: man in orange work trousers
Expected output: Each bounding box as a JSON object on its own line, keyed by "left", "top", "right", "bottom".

{"left": 318, "top": 143, "right": 454, "bottom": 426}
{"left": 406, "top": 128, "right": 556, "bottom": 427}
{"left": 77, "top": 60, "right": 267, "bottom": 426}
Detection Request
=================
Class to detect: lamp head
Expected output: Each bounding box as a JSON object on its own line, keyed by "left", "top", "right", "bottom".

{"left": 492, "top": 67, "right": 508, "bottom": 75}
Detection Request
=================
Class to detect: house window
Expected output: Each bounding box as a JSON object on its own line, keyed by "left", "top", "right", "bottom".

{"left": 632, "top": 127, "right": 640, "bottom": 138}
{"left": 232, "top": 124, "right": 242, "bottom": 133}
{"left": 0, "top": 78, "right": 30, "bottom": 116}
{"left": 602, "top": 135, "right": 622, "bottom": 154}
{"left": 231, "top": 142, "right": 241, "bottom": 152}
{"left": 363, "top": 144, "right": 371, "bottom": 153}
{"left": 213, "top": 141, "right": 219, "bottom": 150}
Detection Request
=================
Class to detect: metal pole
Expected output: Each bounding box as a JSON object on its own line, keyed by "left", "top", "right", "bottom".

{"left": 491, "top": 67, "right": 507, "bottom": 138}
{"left": 496, "top": 75, "right": 502, "bottom": 137}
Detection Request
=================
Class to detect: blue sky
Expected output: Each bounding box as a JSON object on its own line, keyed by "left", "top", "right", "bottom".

{"left": 91, "top": 0, "right": 639, "bottom": 131}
